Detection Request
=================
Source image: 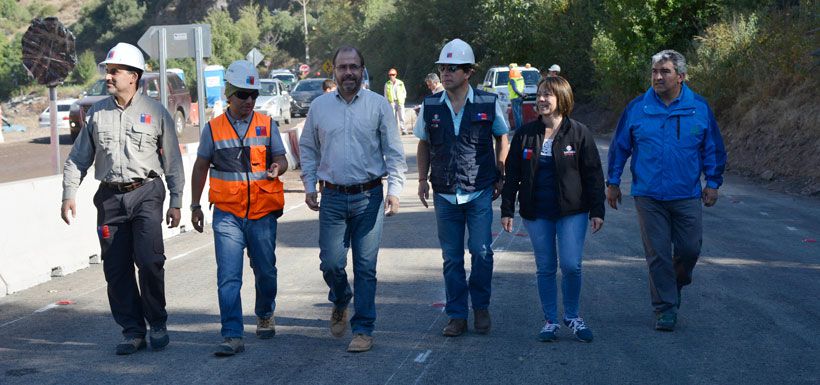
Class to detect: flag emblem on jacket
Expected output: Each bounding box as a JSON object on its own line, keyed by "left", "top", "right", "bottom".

{"left": 140, "top": 113, "right": 152, "bottom": 124}
{"left": 255, "top": 126, "right": 267, "bottom": 136}
{"left": 476, "top": 112, "right": 488, "bottom": 121}
{"left": 523, "top": 148, "right": 533, "bottom": 160}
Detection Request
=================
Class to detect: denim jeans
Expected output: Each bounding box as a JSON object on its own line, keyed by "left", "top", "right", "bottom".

{"left": 434, "top": 188, "right": 494, "bottom": 319}
{"left": 522, "top": 213, "right": 588, "bottom": 322}
{"left": 634, "top": 197, "right": 702, "bottom": 314}
{"left": 511, "top": 98, "right": 523, "bottom": 130}
{"left": 319, "top": 185, "right": 384, "bottom": 336}
{"left": 213, "top": 207, "right": 279, "bottom": 338}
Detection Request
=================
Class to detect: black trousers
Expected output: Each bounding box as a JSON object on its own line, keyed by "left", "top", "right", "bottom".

{"left": 93, "top": 178, "right": 168, "bottom": 338}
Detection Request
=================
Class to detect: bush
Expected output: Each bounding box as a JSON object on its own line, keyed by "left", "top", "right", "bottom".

{"left": 69, "top": 50, "right": 98, "bottom": 86}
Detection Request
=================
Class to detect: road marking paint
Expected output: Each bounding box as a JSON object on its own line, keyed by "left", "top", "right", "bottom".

{"left": 760, "top": 212, "right": 769, "bottom": 216}
{"left": 34, "top": 303, "right": 58, "bottom": 313}
{"left": 787, "top": 226, "right": 798, "bottom": 231}
{"left": 414, "top": 350, "right": 432, "bottom": 363}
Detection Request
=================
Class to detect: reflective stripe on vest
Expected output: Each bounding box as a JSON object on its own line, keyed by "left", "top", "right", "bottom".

{"left": 208, "top": 112, "right": 284, "bottom": 219}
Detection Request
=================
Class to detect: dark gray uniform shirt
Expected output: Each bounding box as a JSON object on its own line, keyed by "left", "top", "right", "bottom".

{"left": 62, "top": 92, "right": 185, "bottom": 208}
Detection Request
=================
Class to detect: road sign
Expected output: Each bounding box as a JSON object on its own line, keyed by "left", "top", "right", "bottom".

{"left": 138, "top": 24, "right": 212, "bottom": 59}
{"left": 138, "top": 24, "right": 211, "bottom": 134}
{"left": 322, "top": 59, "right": 332, "bottom": 75}
{"left": 246, "top": 48, "right": 263, "bottom": 66}
{"left": 299, "top": 64, "right": 310, "bottom": 73}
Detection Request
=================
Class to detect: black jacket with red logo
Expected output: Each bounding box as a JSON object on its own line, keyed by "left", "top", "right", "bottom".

{"left": 501, "top": 117, "right": 605, "bottom": 220}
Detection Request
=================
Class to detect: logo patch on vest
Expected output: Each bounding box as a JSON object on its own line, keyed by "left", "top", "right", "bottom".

{"left": 255, "top": 126, "right": 267, "bottom": 136}
{"left": 475, "top": 112, "right": 489, "bottom": 121}
{"left": 562, "top": 145, "right": 576, "bottom": 156}
{"left": 140, "top": 113, "right": 152, "bottom": 124}
{"left": 523, "top": 148, "right": 533, "bottom": 160}
{"left": 431, "top": 113, "right": 440, "bottom": 128}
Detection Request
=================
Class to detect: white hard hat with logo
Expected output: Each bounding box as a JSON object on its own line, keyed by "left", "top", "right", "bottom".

{"left": 436, "top": 38, "right": 475, "bottom": 65}
{"left": 224, "top": 60, "right": 261, "bottom": 90}
{"left": 100, "top": 43, "right": 145, "bottom": 71}
{"left": 549, "top": 64, "right": 561, "bottom": 72}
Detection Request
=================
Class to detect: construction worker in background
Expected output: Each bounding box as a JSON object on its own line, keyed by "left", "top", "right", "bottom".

{"left": 508, "top": 63, "right": 525, "bottom": 130}
{"left": 189, "top": 60, "right": 289, "bottom": 357}
{"left": 548, "top": 64, "right": 561, "bottom": 77}
{"left": 415, "top": 38, "right": 510, "bottom": 337}
{"left": 384, "top": 68, "right": 408, "bottom": 134}
{"left": 61, "top": 42, "right": 184, "bottom": 355}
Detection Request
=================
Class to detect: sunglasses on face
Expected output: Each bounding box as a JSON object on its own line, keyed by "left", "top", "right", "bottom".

{"left": 388, "top": 73, "right": 396, "bottom": 77}
{"left": 234, "top": 90, "right": 259, "bottom": 100}
{"left": 438, "top": 64, "right": 463, "bottom": 73}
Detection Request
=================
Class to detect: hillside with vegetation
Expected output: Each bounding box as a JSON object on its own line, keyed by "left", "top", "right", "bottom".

{"left": 1, "top": 0, "right": 817, "bottom": 194}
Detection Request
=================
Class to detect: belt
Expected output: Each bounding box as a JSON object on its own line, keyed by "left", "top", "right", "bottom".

{"left": 320, "top": 178, "right": 382, "bottom": 194}
{"left": 101, "top": 178, "right": 153, "bottom": 193}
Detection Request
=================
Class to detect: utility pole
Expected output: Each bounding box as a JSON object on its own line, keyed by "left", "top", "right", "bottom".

{"left": 294, "top": 0, "right": 310, "bottom": 63}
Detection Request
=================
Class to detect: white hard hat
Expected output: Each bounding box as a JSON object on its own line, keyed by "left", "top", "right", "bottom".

{"left": 100, "top": 43, "right": 145, "bottom": 71}
{"left": 549, "top": 64, "right": 561, "bottom": 72}
{"left": 436, "top": 38, "right": 475, "bottom": 65}
{"left": 224, "top": 60, "right": 261, "bottom": 90}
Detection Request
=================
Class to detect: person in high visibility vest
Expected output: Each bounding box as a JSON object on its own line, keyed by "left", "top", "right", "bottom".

{"left": 190, "top": 60, "right": 289, "bottom": 357}
{"left": 384, "top": 68, "right": 408, "bottom": 134}
{"left": 508, "top": 63, "right": 526, "bottom": 130}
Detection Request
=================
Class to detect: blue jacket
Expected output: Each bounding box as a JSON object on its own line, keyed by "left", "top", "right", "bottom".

{"left": 607, "top": 83, "right": 727, "bottom": 200}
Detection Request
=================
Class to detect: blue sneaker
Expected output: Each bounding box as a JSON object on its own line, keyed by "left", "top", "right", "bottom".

{"left": 563, "top": 317, "right": 593, "bottom": 342}
{"left": 537, "top": 321, "right": 559, "bottom": 342}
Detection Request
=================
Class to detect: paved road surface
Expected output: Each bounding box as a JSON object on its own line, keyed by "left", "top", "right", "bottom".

{"left": 0, "top": 136, "right": 817, "bottom": 384}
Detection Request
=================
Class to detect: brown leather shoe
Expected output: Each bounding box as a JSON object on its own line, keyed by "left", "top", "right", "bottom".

{"left": 474, "top": 308, "right": 491, "bottom": 334}
{"left": 442, "top": 318, "right": 467, "bottom": 337}
{"left": 330, "top": 306, "right": 348, "bottom": 338}
{"left": 346, "top": 333, "right": 373, "bottom": 352}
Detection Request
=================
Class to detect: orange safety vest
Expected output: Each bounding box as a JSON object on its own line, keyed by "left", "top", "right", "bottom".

{"left": 208, "top": 112, "right": 284, "bottom": 219}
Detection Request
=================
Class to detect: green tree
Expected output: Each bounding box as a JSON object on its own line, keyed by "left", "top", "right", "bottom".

{"left": 69, "top": 50, "right": 98, "bottom": 86}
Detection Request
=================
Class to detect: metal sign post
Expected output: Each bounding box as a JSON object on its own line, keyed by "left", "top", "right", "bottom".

{"left": 138, "top": 24, "right": 212, "bottom": 134}
{"left": 21, "top": 17, "right": 76, "bottom": 175}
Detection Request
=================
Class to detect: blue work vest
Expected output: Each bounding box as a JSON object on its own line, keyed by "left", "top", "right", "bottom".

{"left": 423, "top": 89, "right": 499, "bottom": 194}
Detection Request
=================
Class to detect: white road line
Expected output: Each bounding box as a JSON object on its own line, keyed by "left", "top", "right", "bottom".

{"left": 787, "top": 226, "right": 798, "bottom": 231}
{"left": 413, "top": 350, "right": 432, "bottom": 363}
{"left": 0, "top": 202, "right": 308, "bottom": 329}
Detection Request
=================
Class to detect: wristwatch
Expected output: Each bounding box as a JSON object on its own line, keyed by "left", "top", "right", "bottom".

{"left": 190, "top": 203, "right": 202, "bottom": 211}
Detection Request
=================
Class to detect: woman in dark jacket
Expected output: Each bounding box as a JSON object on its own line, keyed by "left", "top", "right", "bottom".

{"left": 500, "top": 76, "right": 605, "bottom": 343}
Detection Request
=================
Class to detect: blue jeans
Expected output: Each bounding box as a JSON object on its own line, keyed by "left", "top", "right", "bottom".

{"left": 522, "top": 213, "right": 588, "bottom": 322}
{"left": 319, "top": 185, "right": 384, "bottom": 336}
{"left": 511, "top": 98, "right": 523, "bottom": 130}
{"left": 213, "top": 207, "right": 279, "bottom": 338}
{"left": 434, "top": 188, "right": 494, "bottom": 319}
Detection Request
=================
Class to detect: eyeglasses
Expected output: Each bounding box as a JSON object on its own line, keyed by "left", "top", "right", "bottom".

{"left": 438, "top": 64, "right": 463, "bottom": 73}
{"left": 335, "top": 64, "right": 361, "bottom": 72}
{"left": 388, "top": 73, "right": 396, "bottom": 77}
{"left": 234, "top": 90, "right": 259, "bottom": 100}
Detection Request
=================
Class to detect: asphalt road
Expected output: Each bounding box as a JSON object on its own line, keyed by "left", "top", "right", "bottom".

{"left": 0, "top": 118, "right": 304, "bottom": 183}
{"left": 0, "top": 135, "right": 818, "bottom": 384}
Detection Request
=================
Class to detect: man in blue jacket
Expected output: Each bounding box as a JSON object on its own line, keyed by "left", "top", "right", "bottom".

{"left": 606, "top": 50, "right": 726, "bottom": 332}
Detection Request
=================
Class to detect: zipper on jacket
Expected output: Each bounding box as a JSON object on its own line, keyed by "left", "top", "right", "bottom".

{"left": 676, "top": 116, "right": 680, "bottom": 140}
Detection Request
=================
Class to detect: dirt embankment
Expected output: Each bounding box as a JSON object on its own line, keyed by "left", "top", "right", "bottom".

{"left": 572, "top": 84, "right": 820, "bottom": 198}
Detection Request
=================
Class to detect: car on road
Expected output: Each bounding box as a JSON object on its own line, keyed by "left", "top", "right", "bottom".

{"left": 39, "top": 98, "right": 77, "bottom": 129}
{"left": 68, "top": 72, "right": 191, "bottom": 141}
{"left": 290, "top": 78, "right": 327, "bottom": 117}
{"left": 269, "top": 69, "right": 297, "bottom": 91}
{"left": 254, "top": 79, "right": 292, "bottom": 125}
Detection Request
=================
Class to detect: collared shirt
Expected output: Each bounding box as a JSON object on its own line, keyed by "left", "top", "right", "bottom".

{"left": 62, "top": 92, "right": 185, "bottom": 207}
{"left": 196, "top": 110, "right": 286, "bottom": 160}
{"left": 299, "top": 87, "right": 407, "bottom": 196}
{"left": 414, "top": 86, "right": 508, "bottom": 204}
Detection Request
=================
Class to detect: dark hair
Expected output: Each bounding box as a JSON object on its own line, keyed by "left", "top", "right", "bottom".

{"left": 322, "top": 78, "right": 336, "bottom": 91}
{"left": 332, "top": 46, "right": 365, "bottom": 67}
{"left": 536, "top": 76, "right": 574, "bottom": 117}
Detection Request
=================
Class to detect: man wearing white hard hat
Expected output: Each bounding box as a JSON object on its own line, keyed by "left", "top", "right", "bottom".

{"left": 61, "top": 42, "right": 185, "bottom": 355}
{"left": 548, "top": 64, "right": 561, "bottom": 77}
{"left": 190, "top": 60, "right": 289, "bottom": 357}
{"left": 300, "top": 46, "right": 406, "bottom": 353}
{"left": 415, "top": 38, "right": 510, "bottom": 337}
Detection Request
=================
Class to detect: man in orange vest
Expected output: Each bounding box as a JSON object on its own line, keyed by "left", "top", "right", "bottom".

{"left": 190, "top": 60, "right": 289, "bottom": 357}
